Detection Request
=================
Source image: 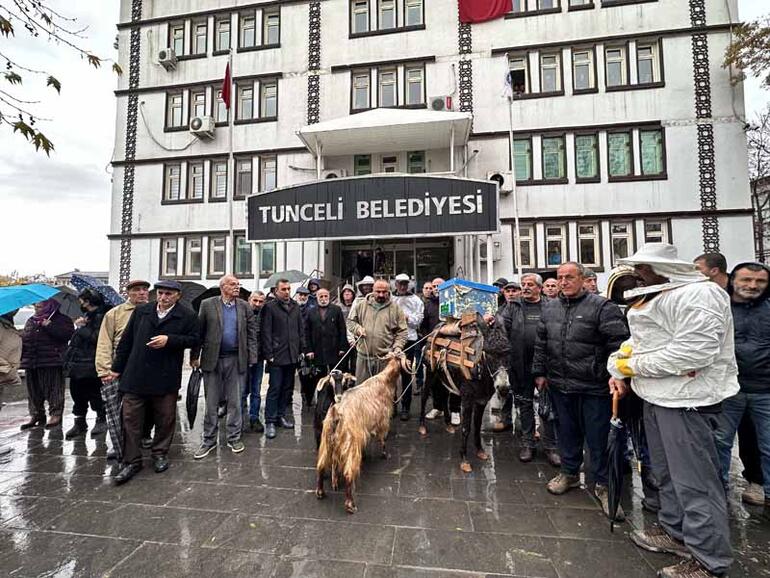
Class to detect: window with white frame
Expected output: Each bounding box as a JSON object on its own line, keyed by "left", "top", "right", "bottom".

{"left": 161, "top": 238, "right": 178, "bottom": 277}
{"left": 237, "top": 84, "right": 253, "bottom": 120}
{"left": 645, "top": 220, "right": 669, "bottom": 244}
{"left": 234, "top": 235, "right": 253, "bottom": 276}
{"left": 511, "top": 0, "right": 525, "bottom": 11}
{"left": 208, "top": 237, "right": 227, "bottom": 276}
{"left": 513, "top": 138, "right": 532, "bottom": 181}
{"left": 260, "top": 242, "right": 276, "bottom": 276}
{"left": 215, "top": 17, "right": 230, "bottom": 51}
{"left": 379, "top": 0, "right": 395, "bottom": 29}
{"left": 264, "top": 11, "right": 280, "bottom": 45}
{"left": 211, "top": 159, "right": 228, "bottom": 200}
{"left": 260, "top": 81, "right": 278, "bottom": 118}
{"left": 516, "top": 224, "right": 535, "bottom": 269}
{"left": 164, "top": 164, "right": 181, "bottom": 201}
{"left": 352, "top": 1, "right": 369, "bottom": 33}
{"left": 235, "top": 158, "right": 252, "bottom": 198}
{"left": 542, "top": 136, "right": 566, "bottom": 180}
{"left": 508, "top": 55, "right": 529, "bottom": 94}
{"left": 640, "top": 128, "right": 665, "bottom": 176}
{"left": 574, "top": 134, "right": 599, "bottom": 180}
{"left": 167, "top": 92, "right": 184, "bottom": 128}
{"left": 193, "top": 20, "right": 207, "bottom": 55}
{"left": 539, "top": 0, "right": 557, "bottom": 8}
{"left": 379, "top": 69, "right": 397, "bottom": 107}
{"left": 187, "top": 162, "right": 204, "bottom": 200}
{"left": 636, "top": 41, "right": 659, "bottom": 84}
{"left": 382, "top": 155, "right": 398, "bottom": 172}
{"left": 605, "top": 46, "right": 627, "bottom": 87}
{"left": 405, "top": 66, "right": 424, "bottom": 105}
{"left": 354, "top": 155, "right": 371, "bottom": 175}
{"left": 546, "top": 225, "right": 567, "bottom": 267}
{"left": 170, "top": 23, "right": 185, "bottom": 55}
{"left": 260, "top": 156, "right": 277, "bottom": 191}
{"left": 215, "top": 88, "right": 228, "bottom": 123}
{"left": 572, "top": 49, "right": 594, "bottom": 91}
{"left": 190, "top": 89, "right": 206, "bottom": 119}
{"left": 577, "top": 223, "right": 600, "bottom": 267}
{"left": 608, "top": 131, "right": 632, "bottom": 177}
{"left": 540, "top": 53, "right": 561, "bottom": 92}
{"left": 353, "top": 71, "right": 370, "bottom": 110}
{"left": 407, "top": 151, "right": 425, "bottom": 174}
{"left": 240, "top": 12, "right": 256, "bottom": 48}
{"left": 610, "top": 223, "right": 634, "bottom": 264}
{"left": 185, "top": 238, "right": 203, "bottom": 276}
{"left": 405, "top": 0, "right": 422, "bottom": 26}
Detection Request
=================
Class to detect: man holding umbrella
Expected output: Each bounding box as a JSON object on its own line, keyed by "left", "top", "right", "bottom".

{"left": 608, "top": 243, "right": 737, "bottom": 578}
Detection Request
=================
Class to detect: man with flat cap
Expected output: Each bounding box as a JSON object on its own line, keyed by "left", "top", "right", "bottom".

{"left": 110, "top": 280, "right": 200, "bottom": 484}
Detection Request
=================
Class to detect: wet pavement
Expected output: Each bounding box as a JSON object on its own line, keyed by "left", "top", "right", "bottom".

{"left": 1, "top": 381, "right": 770, "bottom": 578}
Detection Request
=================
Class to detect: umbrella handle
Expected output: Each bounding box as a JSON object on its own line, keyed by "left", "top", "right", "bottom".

{"left": 612, "top": 391, "right": 619, "bottom": 420}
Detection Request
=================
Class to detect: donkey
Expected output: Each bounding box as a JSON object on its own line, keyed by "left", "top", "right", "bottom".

{"left": 313, "top": 370, "right": 356, "bottom": 449}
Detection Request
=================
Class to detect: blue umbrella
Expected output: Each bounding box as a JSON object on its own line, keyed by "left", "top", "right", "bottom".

{"left": 0, "top": 284, "right": 60, "bottom": 316}
{"left": 70, "top": 273, "right": 124, "bottom": 307}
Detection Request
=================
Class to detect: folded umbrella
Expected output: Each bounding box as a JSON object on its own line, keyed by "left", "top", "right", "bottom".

{"left": 70, "top": 273, "right": 124, "bottom": 307}
{"left": 0, "top": 284, "right": 59, "bottom": 316}
{"left": 186, "top": 369, "right": 203, "bottom": 428}
{"left": 607, "top": 391, "right": 625, "bottom": 532}
{"left": 101, "top": 379, "right": 124, "bottom": 463}
{"left": 52, "top": 286, "right": 83, "bottom": 319}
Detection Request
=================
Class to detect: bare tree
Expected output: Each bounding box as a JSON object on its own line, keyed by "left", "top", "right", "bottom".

{"left": 0, "top": 1, "right": 120, "bottom": 155}
{"left": 748, "top": 106, "right": 770, "bottom": 262}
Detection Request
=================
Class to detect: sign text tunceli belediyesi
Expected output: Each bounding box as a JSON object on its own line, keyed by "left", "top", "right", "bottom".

{"left": 246, "top": 175, "right": 498, "bottom": 242}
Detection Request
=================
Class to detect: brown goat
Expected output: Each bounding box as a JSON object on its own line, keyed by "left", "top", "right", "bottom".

{"left": 315, "top": 353, "right": 407, "bottom": 514}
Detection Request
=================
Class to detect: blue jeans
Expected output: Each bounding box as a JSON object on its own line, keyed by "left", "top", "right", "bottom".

{"left": 715, "top": 391, "right": 770, "bottom": 497}
{"left": 265, "top": 363, "right": 296, "bottom": 424}
{"left": 242, "top": 361, "right": 264, "bottom": 422}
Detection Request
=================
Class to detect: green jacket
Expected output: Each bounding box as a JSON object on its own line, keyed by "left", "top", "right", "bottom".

{"left": 348, "top": 294, "right": 408, "bottom": 358}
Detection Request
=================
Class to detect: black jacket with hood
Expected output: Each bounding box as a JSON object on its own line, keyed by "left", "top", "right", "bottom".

{"left": 729, "top": 261, "right": 770, "bottom": 394}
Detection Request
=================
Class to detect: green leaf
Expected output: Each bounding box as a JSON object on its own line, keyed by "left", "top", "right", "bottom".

{"left": 32, "top": 131, "right": 55, "bottom": 156}
{"left": 46, "top": 76, "right": 61, "bottom": 94}
{"left": 4, "top": 71, "right": 22, "bottom": 85}
{"left": 86, "top": 54, "right": 101, "bottom": 69}
{"left": 112, "top": 62, "right": 123, "bottom": 76}
{"left": 0, "top": 15, "right": 14, "bottom": 37}
{"left": 12, "top": 120, "right": 34, "bottom": 140}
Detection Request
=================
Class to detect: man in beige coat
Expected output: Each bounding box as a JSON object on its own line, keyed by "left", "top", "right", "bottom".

{"left": 348, "top": 279, "right": 408, "bottom": 383}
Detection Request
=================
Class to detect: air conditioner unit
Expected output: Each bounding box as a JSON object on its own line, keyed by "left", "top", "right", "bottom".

{"left": 479, "top": 240, "right": 503, "bottom": 262}
{"left": 487, "top": 171, "right": 513, "bottom": 194}
{"left": 189, "top": 116, "right": 215, "bottom": 139}
{"left": 322, "top": 169, "right": 348, "bottom": 179}
{"left": 158, "top": 47, "right": 177, "bottom": 71}
{"left": 428, "top": 95, "right": 453, "bottom": 112}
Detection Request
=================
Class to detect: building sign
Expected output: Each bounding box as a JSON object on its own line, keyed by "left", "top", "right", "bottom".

{"left": 247, "top": 175, "right": 498, "bottom": 241}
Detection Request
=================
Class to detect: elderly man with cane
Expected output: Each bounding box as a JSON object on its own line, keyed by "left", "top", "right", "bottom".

{"left": 608, "top": 243, "right": 737, "bottom": 578}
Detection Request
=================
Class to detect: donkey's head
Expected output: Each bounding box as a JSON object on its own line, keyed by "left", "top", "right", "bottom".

{"left": 478, "top": 313, "right": 512, "bottom": 399}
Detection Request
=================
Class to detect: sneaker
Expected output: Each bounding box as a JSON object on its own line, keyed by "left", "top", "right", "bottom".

{"left": 742, "top": 483, "right": 765, "bottom": 506}
{"left": 228, "top": 440, "right": 245, "bottom": 453}
{"left": 657, "top": 559, "right": 719, "bottom": 578}
{"left": 450, "top": 412, "right": 461, "bottom": 426}
{"left": 546, "top": 473, "right": 580, "bottom": 495}
{"left": 594, "top": 484, "right": 625, "bottom": 521}
{"left": 426, "top": 409, "right": 443, "bottom": 420}
{"left": 193, "top": 443, "right": 216, "bottom": 460}
{"left": 630, "top": 525, "right": 691, "bottom": 558}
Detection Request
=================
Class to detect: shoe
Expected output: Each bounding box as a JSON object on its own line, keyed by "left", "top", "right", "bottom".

{"left": 90, "top": 417, "right": 108, "bottom": 437}
{"left": 251, "top": 419, "right": 265, "bottom": 433}
{"left": 594, "top": 484, "right": 625, "bottom": 521}
{"left": 630, "top": 524, "right": 691, "bottom": 558}
{"left": 400, "top": 411, "right": 410, "bottom": 421}
{"left": 141, "top": 437, "right": 153, "bottom": 449}
{"left": 278, "top": 416, "right": 294, "bottom": 429}
{"left": 545, "top": 449, "right": 561, "bottom": 468}
{"left": 265, "top": 423, "right": 277, "bottom": 439}
{"left": 45, "top": 414, "right": 61, "bottom": 429}
{"left": 106, "top": 449, "right": 118, "bottom": 461}
{"left": 152, "top": 455, "right": 169, "bottom": 473}
{"left": 546, "top": 473, "right": 580, "bottom": 495}
{"left": 487, "top": 422, "right": 513, "bottom": 433}
{"left": 228, "top": 440, "right": 245, "bottom": 453}
{"left": 217, "top": 403, "right": 227, "bottom": 419}
{"left": 113, "top": 463, "right": 142, "bottom": 485}
{"left": 426, "top": 409, "right": 443, "bottom": 420}
{"left": 518, "top": 446, "right": 534, "bottom": 463}
{"left": 193, "top": 443, "right": 216, "bottom": 460}
{"left": 742, "top": 483, "right": 765, "bottom": 506}
{"left": 450, "top": 412, "right": 461, "bottom": 426}
{"left": 20, "top": 414, "right": 46, "bottom": 430}
{"left": 65, "top": 417, "right": 88, "bottom": 440}
{"left": 657, "top": 559, "right": 718, "bottom": 577}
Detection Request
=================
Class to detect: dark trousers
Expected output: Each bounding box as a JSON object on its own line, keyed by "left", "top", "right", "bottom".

{"left": 25, "top": 367, "right": 65, "bottom": 417}
{"left": 242, "top": 361, "right": 264, "bottom": 422}
{"left": 398, "top": 342, "right": 417, "bottom": 413}
{"left": 70, "top": 376, "right": 105, "bottom": 418}
{"left": 550, "top": 388, "right": 611, "bottom": 486}
{"left": 511, "top": 378, "right": 557, "bottom": 450}
{"left": 122, "top": 392, "right": 177, "bottom": 465}
{"left": 738, "top": 412, "right": 764, "bottom": 486}
{"left": 265, "top": 363, "right": 296, "bottom": 424}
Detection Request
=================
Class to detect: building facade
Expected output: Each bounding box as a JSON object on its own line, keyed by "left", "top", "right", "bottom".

{"left": 111, "top": 0, "right": 754, "bottom": 291}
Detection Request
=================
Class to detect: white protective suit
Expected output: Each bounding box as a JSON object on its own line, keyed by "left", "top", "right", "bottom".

{"left": 391, "top": 291, "right": 424, "bottom": 342}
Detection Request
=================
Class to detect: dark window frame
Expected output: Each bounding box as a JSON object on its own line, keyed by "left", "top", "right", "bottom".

{"left": 168, "top": 21, "right": 186, "bottom": 56}
{"left": 604, "top": 41, "right": 631, "bottom": 90}
{"left": 606, "top": 129, "right": 635, "bottom": 181}
{"left": 262, "top": 8, "right": 281, "bottom": 47}
{"left": 350, "top": 68, "right": 372, "bottom": 112}
{"left": 182, "top": 235, "right": 204, "bottom": 279}
{"left": 639, "top": 127, "right": 668, "bottom": 178}
{"left": 209, "top": 158, "right": 228, "bottom": 202}
{"left": 233, "top": 234, "right": 254, "bottom": 277}
{"left": 609, "top": 221, "right": 637, "bottom": 266}
{"left": 573, "top": 131, "right": 601, "bottom": 183}
{"left": 214, "top": 15, "right": 231, "bottom": 54}
{"left": 164, "top": 91, "right": 186, "bottom": 131}
{"left": 376, "top": 0, "right": 398, "bottom": 32}
{"left": 159, "top": 237, "right": 180, "bottom": 279}
{"left": 161, "top": 162, "right": 184, "bottom": 204}
{"left": 541, "top": 133, "right": 568, "bottom": 182}
{"left": 571, "top": 45, "right": 598, "bottom": 94}
{"left": 238, "top": 10, "right": 257, "bottom": 50}
{"left": 510, "top": 135, "right": 534, "bottom": 184}
{"left": 191, "top": 18, "right": 208, "bottom": 55}
{"left": 234, "top": 156, "right": 253, "bottom": 200}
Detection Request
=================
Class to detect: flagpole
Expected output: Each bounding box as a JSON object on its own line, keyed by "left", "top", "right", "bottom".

{"left": 227, "top": 48, "right": 235, "bottom": 276}
{"left": 508, "top": 92, "right": 522, "bottom": 281}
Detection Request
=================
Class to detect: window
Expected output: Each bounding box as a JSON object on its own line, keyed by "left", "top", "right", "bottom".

{"left": 611, "top": 223, "right": 634, "bottom": 265}
{"left": 574, "top": 134, "right": 599, "bottom": 180}
{"left": 511, "top": 0, "right": 525, "bottom": 12}
{"left": 508, "top": 56, "right": 529, "bottom": 94}
{"left": 188, "top": 162, "right": 204, "bottom": 200}
{"left": 577, "top": 223, "right": 600, "bottom": 267}
{"left": 546, "top": 225, "right": 566, "bottom": 267}
{"left": 637, "top": 42, "right": 658, "bottom": 84}
{"left": 260, "top": 242, "right": 276, "bottom": 276}
{"left": 237, "top": 84, "right": 253, "bottom": 120}
{"left": 352, "top": 1, "right": 369, "bottom": 33}
{"left": 572, "top": 49, "right": 594, "bottom": 91}
{"left": 605, "top": 46, "right": 627, "bottom": 87}
{"left": 169, "top": 23, "right": 185, "bottom": 55}
{"left": 379, "top": 69, "right": 397, "bottom": 107}
{"left": 215, "top": 17, "right": 230, "bottom": 51}
{"left": 407, "top": 151, "right": 425, "bottom": 174}
{"left": 569, "top": 0, "right": 591, "bottom": 5}
{"left": 185, "top": 238, "right": 203, "bottom": 276}
{"left": 379, "top": 0, "right": 395, "bottom": 29}
{"left": 354, "top": 155, "right": 371, "bottom": 175}
{"left": 353, "top": 72, "right": 370, "bottom": 110}
{"left": 513, "top": 138, "right": 532, "bottom": 181}
{"left": 640, "top": 129, "right": 664, "bottom": 176}
{"left": 235, "top": 235, "right": 253, "bottom": 276}
{"left": 516, "top": 224, "right": 535, "bottom": 269}
{"left": 540, "top": 53, "right": 561, "bottom": 92}
{"left": 235, "top": 158, "right": 252, "bottom": 198}
{"left": 164, "top": 164, "right": 181, "bottom": 201}
{"left": 264, "top": 11, "right": 280, "bottom": 45}
{"left": 240, "top": 13, "right": 256, "bottom": 48}
{"left": 539, "top": 0, "right": 557, "bottom": 8}
{"left": 208, "top": 237, "right": 227, "bottom": 276}
{"left": 215, "top": 88, "right": 228, "bottom": 123}
{"left": 260, "top": 81, "right": 277, "bottom": 118}
{"left": 405, "top": 66, "right": 424, "bottom": 105}
{"left": 542, "top": 136, "right": 566, "bottom": 180}
{"left": 260, "top": 156, "right": 277, "bottom": 191}
{"left": 190, "top": 89, "right": 206, "bottom": 120}
{"left": 193, "top": 21, "right": 207, "bottom": 55}
{"left": 382, "top": 155, "right": 398, "bottom": 172}
{"left": 644, "top": 220, "right": 669, "bottom": 244}
{"left": 405, "top": 0, "right": 422, "bottom": 26}
{"left": 167, "top": 92, "right": 184, "bottom": 128}
{"left": 211, "top": 159, "right": 228, "bottom": 200}
{"left": 161, "top": 238, "right": 178, "bottom": 277}
{"left": 608, "top": 131, "right": 632, "bottom": 178}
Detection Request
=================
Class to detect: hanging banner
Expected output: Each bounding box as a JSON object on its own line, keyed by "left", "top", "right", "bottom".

{"left": 246, "top": 175, "right": 499, "bottom": 242}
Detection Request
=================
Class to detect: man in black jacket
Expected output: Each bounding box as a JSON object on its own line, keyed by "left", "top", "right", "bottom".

{"left": 261, "top": 279, "right": 306, "bottom": 439}
{"left": 532, "top": 262, "right": 629, "bottom": 516}
{"left": 110, "top": 281, "right": 200, "bottom": 484}
{"left": 305, "top": 288, "right": 347, "bottom": 400}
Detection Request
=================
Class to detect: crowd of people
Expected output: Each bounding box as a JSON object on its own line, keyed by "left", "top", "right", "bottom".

{"left": 1, "top": 242, "right": 768, "bottom": 578}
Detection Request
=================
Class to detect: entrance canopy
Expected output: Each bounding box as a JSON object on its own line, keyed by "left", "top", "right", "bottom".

{"left": 296, "top": 108, "right": 473, "bottom": 156}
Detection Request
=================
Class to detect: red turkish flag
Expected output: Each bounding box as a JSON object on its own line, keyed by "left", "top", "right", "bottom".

{"left": 459, "top": 0, "right": 512, "bottom": 23}
{"left": 221, "top": 62, "right": 232, "bottom": 110}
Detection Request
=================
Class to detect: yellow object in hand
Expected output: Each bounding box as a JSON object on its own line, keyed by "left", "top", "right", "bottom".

{"left": 616, "top": 358, "right": 635, "bottom": 377}
{"left": 619, "top": 343, "right": 633, "bottom": 358}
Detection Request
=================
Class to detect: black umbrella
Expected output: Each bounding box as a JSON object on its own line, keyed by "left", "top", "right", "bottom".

{"left": 52, "top": 286, "right": 82, "bottom": 319}
{"left": 191, "top": 286, "right": 251, "bottom": 312}
{"left": 148, "top": 281, "right": 206, "bottom": 309}
{"left": 186, "top": 369, "right": 203, "bottom": 428}
{"left": 607, "top": 391, "right": 625, "bottom": 532}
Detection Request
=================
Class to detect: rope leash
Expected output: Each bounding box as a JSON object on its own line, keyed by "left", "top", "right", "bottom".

{"left": 329, "top": 335, "right": 362, "bottom": 374}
